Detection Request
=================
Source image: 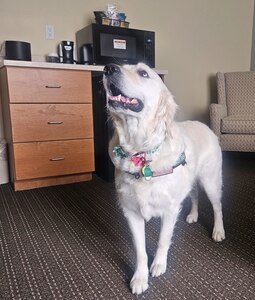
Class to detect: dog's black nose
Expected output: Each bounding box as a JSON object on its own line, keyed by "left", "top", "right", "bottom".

{"left": 104, "top": 64, "right": 120, "bottom": 76}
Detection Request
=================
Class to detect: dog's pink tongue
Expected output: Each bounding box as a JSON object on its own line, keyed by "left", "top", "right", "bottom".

{"left": 108, "top": 94, "right": 138, "bottom": 105}
{"left": 108, "top": 94, "right": 122, "bottom": 102}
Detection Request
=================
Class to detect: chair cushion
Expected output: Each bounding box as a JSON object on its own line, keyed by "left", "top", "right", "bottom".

{"left": 224, "top": 72, "right": 255, "bottom": 115}
{"left": 221, "top": 114, "right": 255, "bottom": 134}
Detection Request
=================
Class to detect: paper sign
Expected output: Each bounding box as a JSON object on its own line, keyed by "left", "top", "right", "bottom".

{"left": 113, "top": 39, "right": 126, "bottom": 50}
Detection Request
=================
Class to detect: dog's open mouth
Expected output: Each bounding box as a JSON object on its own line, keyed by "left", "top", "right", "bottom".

{"left": 107, "top": 83, "right": 144, "bottom": 113}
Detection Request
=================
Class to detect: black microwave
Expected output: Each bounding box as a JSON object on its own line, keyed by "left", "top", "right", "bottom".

{"left": 76, "top": 24, "right": 155, "bottom": 67}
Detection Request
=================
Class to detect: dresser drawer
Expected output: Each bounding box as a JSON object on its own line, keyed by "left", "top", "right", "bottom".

{"left": 6, "top": 67, "right": 92, "bottom": 103}
{"left": 13, "top": 139, "right": 95, "bottom": 180}
{"left": 10, "top": 104, "right": 93, "bottom": 142}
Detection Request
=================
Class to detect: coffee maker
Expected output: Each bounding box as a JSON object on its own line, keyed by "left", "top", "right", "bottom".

{"left": 58, "top": 41, "right": 74, "bottom": 63}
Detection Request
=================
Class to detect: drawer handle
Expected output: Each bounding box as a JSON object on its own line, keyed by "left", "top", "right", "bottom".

{"left": 48, "top": 121, "right": 63, "bottom": 125}
{"left": 45, "top": 84, "right": 62, "bottom": 88}
{"left": 50, "top": 157, "right": 65, "bottom": 161}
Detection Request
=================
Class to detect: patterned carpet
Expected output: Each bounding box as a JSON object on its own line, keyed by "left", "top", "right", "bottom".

{"left": 0, "top": 152, "right": 254, "bottom": 300}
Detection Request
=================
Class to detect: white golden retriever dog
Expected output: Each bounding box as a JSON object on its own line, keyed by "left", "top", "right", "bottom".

{"left": 103, "top": 63, "right": 225, "bottom": 295}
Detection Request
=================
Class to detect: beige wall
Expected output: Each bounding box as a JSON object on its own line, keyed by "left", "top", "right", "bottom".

{"left": 0, "top": 0, "right": 254, "bottom": 137}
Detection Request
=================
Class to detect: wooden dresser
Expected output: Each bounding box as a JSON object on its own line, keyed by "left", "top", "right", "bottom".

{"left": 0, "top": 65, "right": 95, "bottom": 191}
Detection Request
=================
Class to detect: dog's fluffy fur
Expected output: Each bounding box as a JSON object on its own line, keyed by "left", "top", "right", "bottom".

{"left": 103, "top": 63, "right": 225, "bottom": 295}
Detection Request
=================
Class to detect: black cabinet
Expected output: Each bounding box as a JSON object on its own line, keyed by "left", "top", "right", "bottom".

{"left": 92, "top": 72, "right": 115, "bottom": 182}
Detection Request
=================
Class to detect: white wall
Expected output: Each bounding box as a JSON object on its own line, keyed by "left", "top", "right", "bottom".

{"left": 0, "top": 0, "right": 254, "bottom": 138}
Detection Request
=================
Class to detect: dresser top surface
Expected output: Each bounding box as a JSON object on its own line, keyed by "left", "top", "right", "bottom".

{"left": 0, "top": 59, "right": 168, "bottom": 75}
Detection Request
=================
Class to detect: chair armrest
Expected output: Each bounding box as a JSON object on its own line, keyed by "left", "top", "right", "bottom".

{"left": 209, "top": 103, "right": 227, "bottom": 138}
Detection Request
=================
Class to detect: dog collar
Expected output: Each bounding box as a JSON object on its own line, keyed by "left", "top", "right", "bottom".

{"left": 113, "top": 145, "right": 186, "bottom": 180}
{"left": 131, "top": 152, "right": 186, "bottom": 180}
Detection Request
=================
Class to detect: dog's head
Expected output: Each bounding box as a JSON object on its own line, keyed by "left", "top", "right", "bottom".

{"left": 103, "top": 63, "right": 178, "bottom": 148}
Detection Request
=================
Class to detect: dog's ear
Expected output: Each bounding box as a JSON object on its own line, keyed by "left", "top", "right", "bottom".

{"left": 155, "top": 88, "right": 178, "bottom": 136}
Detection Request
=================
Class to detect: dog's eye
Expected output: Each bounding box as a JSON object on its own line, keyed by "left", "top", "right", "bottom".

{"left": 137, "top": 69, "right": 149, "bottom": 78}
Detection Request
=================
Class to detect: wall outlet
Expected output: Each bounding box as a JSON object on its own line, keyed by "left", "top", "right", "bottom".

{"left": 45, "top": 25, "right": 55, "bottom": 40}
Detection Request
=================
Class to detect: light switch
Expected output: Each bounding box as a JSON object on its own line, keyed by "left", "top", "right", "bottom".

{"left": 45, "top": 25, "right": 55, "bottom": 40}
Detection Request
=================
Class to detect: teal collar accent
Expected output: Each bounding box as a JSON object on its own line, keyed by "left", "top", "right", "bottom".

{"left": 113, "top": 146, "right": 128, "bottom": 159}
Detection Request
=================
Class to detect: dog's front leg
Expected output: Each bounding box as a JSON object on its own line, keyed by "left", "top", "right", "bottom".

{"left": 124, "top": 211, "right": 148, "bottom": 295}
{"left": 150, "top": 206, "right": 180, "bottom": 277}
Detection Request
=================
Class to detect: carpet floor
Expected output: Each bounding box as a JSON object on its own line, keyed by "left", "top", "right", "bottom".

{"left": 0, "top": 153, "right": 254, "bottom": 300}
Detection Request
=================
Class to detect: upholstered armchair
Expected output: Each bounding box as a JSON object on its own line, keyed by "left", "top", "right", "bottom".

{"left": 210, "top": 71, "right": 255, "bottom": 152}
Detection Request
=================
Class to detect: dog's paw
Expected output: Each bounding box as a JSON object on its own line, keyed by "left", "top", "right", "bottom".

{"left": 150, "top": 260, "right": 167, "bottom": 277}
{"left": 212, "top": 227, "right": 225, "bottom": 242}
{"left": 130, "top": 272, "right": 148, "bottom": 295}
{"left": 186, "top": 213, "right": 198, "bottom": 224}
